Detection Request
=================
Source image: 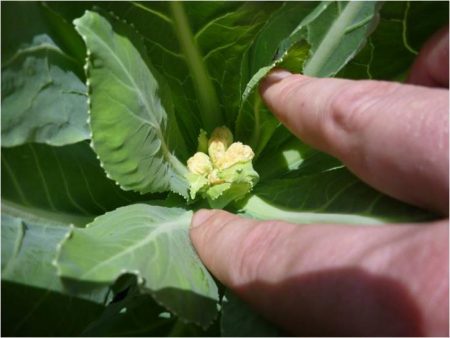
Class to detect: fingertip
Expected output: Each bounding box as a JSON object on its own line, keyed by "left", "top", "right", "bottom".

{"left": 260, "top": 68, "right": 293, "bottom": 94}
{"left": 190, "top": 209, "right": 238, "bottom": 250}
{"left": 190, "top": 209, "right": 222, "bottom": 259}
{"left": 191, "top": 209, "right": 215, "bottom": 229}
{"left": 189, "top": 209, "right": 251, "bottom": 284}
{"left": 259, "top": 70, "right": 314, "bottom": 126}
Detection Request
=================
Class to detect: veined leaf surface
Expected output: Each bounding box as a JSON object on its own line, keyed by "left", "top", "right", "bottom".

{"left": 75, "top": 11, "right": 189, "bottom": 197}
{"left": 97, "top": 2, "right": 280, "bottom": 144}
{"left": 1, "top": 34, "right": 89, "bottom": 147}
{"left": 338, "top": 1, "right": 449, "bottom": 81}
{"left": 2, "top": 202, "right": 106, "bottom": 336}
{"left": 56, "top": 204, "right": 219, "bottom": 328}
{"left": 1, "top": 142, "right": 152, "bottom": 217}
{"left": 1, "top": 210, "right": 108, "bottom": 303}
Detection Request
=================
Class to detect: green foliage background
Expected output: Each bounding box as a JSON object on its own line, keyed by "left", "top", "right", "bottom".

{"left": 1, "top": 1, "right": 447, "bottom": 336}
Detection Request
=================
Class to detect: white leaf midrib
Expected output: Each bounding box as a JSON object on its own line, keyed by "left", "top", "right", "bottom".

{"left": 78, "top": 213, "right": 189, "bottom": 279}
{"left": 304, "top": 1, "right": 369, "bottom": 76}
{"left": 78, "top": 13, "right": 187, "bottom": 180}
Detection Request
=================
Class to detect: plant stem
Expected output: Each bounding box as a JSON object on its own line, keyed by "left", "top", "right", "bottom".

{"left": 169, "top": 1, "right": 223, "bottom": 132}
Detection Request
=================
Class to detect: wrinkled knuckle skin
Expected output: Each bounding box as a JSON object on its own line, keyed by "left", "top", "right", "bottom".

{"left": 326, "top": 81, "right": 400, "bottom": 138}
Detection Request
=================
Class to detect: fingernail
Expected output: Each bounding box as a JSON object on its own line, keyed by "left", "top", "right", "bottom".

{"left": 191, "top": 209, "right": 215, "bottom": 228}
{"left": 260, "top": 68, "right": 293, "bottom": 92}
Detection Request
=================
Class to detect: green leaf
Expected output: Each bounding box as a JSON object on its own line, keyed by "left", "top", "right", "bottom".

{"left": 75, "top": 10, "right": 189, "bottom": 197}
{"left": 240, "top": 167, "right": 434, "bottom": 225}
{"left": 1, "top": 34, "right": 89, "bottom": 147}
{"left": 1, "top": 209, "right": 108, "bottom": 336}
{"left": 1, "top": 213, "right": 99, "bottom": 299}
{"left": 221, "top": 289, "right": 279, "bottom": 337}
{"left": 235, "top": 2, "right": 317, "bottom": 149}
{"left": 186, "top": 173, "right": 209, "bottom": 199}
{"left": 236, "top": 94, "right": 281, "bottom": 157}
{"left": 1, "top": 142, "right": 152, "bottom": 217}
{"left": 236, "top": 1, "right": 380, "bottom": 153}
{"left": 56, "top": 204, "right": 219, "bottom": 328}
{"left": 189, "top": 1, "right": 281, "bottom": 129}
{"left": 1, "top": 2, "right": 89, "bottom": 147}
{"left": 101, "top": 2, "right": 281, "bottom": 143}
{"left": 302, "top": 1, "right": 380, "bottom": 77}
{"left": 255, "top": 138, "right": 342, "bottom": 181}
{"left": 338, "top": 1, "right": 449, "bottom": 81}
{"left": 1, "top": 210, "right": 109, "bottom": 307}
{"left": 204, "top": 162, "right": 260, "bottom": 208}
{"left": 1, "top": 203, "right": 108, "bottom": 335}
{"left": 168, "top": 2, "right": 223, "bottom": 131}
{"left": 239, "top": 2, "right": 319, "bottom": 97}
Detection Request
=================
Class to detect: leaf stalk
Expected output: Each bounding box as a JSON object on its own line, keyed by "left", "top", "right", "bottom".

{"left": 169, "top": 1, "right": 223, "bottom": 132}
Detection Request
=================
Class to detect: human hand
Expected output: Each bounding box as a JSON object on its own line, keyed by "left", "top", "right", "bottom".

{"left": 190, "top": 28, "right": 449, "bottom": 336}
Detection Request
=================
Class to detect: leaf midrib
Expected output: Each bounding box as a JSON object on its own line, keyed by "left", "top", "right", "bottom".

{"left": 75, "top": 213, "right": 189, "bottom": 280}
{"left": 304, "top": 1, "right": 368, "bottom": 75}
{"left": 79, "top": 16, "right": 186, "bottom": 177}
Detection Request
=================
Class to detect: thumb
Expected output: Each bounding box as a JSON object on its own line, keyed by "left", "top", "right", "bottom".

{"left": 190, "top": 209, "right": 449, "bottom": 336}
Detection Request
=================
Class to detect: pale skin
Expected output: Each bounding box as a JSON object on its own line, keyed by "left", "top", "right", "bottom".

{"left": 190, "top": 27, "right": 449, "bottom": 336}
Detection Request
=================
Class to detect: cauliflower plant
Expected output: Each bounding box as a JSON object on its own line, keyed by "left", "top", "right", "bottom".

{"left": 186, "top": 126, "right": 259, "bottom": 208}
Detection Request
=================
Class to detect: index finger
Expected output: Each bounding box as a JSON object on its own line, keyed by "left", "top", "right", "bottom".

{"left": 260, "top": 72, "right": 448, "bottom": 214}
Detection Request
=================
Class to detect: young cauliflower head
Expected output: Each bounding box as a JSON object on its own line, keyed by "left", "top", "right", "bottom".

{"left": 186, "top": 126, "right": 259, "bottom": 208}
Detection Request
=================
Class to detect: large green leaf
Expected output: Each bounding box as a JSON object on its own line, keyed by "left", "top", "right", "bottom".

{"left": 1, "top": 209, "right": 109, "bottom": 336}
{"left": 240, "top": 167, "right": 433, "bottom": 225}
{"left": 97, "top": 2, "right": 281, "bottom": 145}
{"left": 338, "top": 1, "right": 449, "bottom": 81}
{"left": 1, "top": 2, "right": 89, "bottom": 147}
{"left": 1, "top": 211, "right": 69, "bottom": 282}
{"left": 255, "top": 138, "right": 342, "bottom": 181}
{"left": 1, "top": 142, "right": 151, "bottom": 217}
{"left": 1, "top": 212, "right": 107, "bottom": 301}
{"left": 188, "top": 2, "right": 281, "bottom": 129}
{"left": 56, "top": 204, "right": 219, "bottom": 328}
{"left": 75, "top": 10, "right": 189, "bottom": 197}
{"left": 1, "top": 34, "right": 89, "bottom": 147}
